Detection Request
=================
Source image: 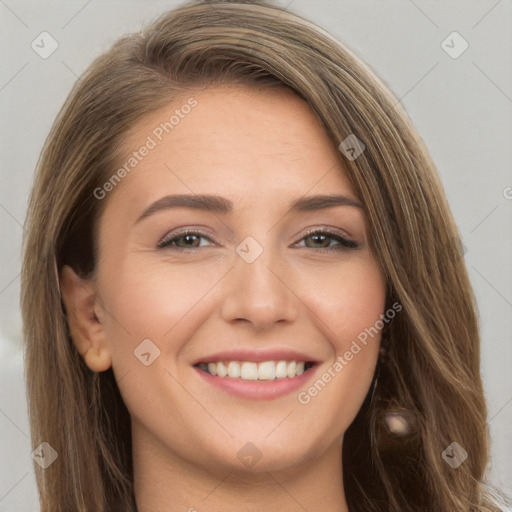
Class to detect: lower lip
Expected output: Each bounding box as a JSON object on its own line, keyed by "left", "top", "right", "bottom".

{"left": 194, "top": 365, "right": 318, "bottom": 401}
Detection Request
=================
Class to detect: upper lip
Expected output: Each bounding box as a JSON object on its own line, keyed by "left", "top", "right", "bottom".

{"left": 193, "top": 348, "right": 319, "bottom": 365}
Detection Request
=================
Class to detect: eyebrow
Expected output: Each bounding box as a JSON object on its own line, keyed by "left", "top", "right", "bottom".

{"left": 135, "top": 193, "right": 363, "bottom": 224}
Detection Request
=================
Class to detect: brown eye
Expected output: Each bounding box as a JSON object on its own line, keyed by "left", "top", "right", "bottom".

{"left": 158, "top": 231, "right": 213, "bottom": 250}
{"left": 297, "top": 230, "right": 358, "bottom": 251}
{"left": 305, "top": 233, "right": 331, "bottom": 248}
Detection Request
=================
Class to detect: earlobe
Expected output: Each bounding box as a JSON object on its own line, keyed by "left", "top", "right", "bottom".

{"left": 83, "top": 342, "right": 112, "bottom": 373}
{"left": 59, "top": 265, "right": 112, "bottom": 373}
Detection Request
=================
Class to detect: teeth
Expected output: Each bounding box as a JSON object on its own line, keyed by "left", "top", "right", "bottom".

{"left": 227, "top": 361, "right": 240, "bottom": 378}
{"left": 258, "top": 361, "right": 275, "bottom": 380}
{"left": 275, "top": 360, "right": 287, "bottom": 379}
{"left": 216, "top": 361, "right": 228, "bottom": 377}
{"left": 199, "top": 360, "right": 310, "bottom": 380}
{"left": 241, "top": 362, "right": 258, "bottom": 380}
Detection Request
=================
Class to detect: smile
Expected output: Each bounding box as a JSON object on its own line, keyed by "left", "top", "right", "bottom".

{"left": 196, "top": 360, "right": 315, "bottom": 380}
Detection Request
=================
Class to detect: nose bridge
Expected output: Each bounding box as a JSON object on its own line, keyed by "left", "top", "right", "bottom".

{"left": 220, "top": 234, "right": 297, "bottom": 328}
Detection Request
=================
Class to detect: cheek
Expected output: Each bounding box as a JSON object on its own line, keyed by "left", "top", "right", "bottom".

{"left": 96, "top": 255, "right": 224, "bottom": 363}
{"left": 302, "top": 256, "right": 387, "bottom": 347}
{"left": 294, "top": 257, "right": 386, "bottom": 431}
{"left": 94, "top": 258, "right": 228, "bottom": 435}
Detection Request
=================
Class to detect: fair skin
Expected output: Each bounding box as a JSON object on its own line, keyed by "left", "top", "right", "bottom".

{"left": 60, "top": 85, "right": 386, "bottom": 512}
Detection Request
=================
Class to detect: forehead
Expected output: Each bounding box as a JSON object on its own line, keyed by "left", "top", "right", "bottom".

{"left": 105, "top": 85, "right": 358, "bottom": 213}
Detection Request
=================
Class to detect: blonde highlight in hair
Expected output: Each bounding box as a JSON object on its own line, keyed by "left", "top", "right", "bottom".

{"left": 21, "top": 1, "right": 509, "bottom": 510}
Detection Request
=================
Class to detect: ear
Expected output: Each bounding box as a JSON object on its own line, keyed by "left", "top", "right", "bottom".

{"left": 59, "top": 265, "right": 112, "bottom": 372}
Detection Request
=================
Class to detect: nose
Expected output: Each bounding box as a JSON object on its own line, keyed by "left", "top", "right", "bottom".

{"left": 220, "top": 242, "right": 299, "bottom": 331}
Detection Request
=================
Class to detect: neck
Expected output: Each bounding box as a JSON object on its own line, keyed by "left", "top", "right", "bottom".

{"left": 132, "top": 422, "right": 349, "bottom": 512}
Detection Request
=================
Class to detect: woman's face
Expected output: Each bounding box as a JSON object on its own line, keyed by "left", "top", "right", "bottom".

{"left": 90, "top": 85, "right": 386, "bottom": 473}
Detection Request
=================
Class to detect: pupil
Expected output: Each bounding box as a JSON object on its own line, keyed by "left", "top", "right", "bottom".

{"left": 184, "top": 234, "right": 198, "bottom": 246}
{"left": 312, "top": 234, "right": 327, "bottom": 247}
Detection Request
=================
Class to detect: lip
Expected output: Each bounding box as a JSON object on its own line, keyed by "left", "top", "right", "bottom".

{"left": 192, "top": 348, "right": 319, "bottom": 365}
{"left": 193, "top": 361, "right": 319, "bottom": 402}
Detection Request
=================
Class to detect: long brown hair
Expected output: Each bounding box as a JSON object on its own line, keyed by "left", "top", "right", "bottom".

{"left": 21, "top": 1, "right": 508, "bottom": 510}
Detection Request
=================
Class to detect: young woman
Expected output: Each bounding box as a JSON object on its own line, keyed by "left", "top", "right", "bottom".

{"left": 21, "top": 1, "right": 510, "bottom": 510}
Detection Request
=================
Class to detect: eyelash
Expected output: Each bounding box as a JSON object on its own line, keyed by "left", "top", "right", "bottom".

{"left": 157, "top": 228, "right": 359, "bottom": 252}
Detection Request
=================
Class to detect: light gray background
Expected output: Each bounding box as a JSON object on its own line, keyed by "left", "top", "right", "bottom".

{"left": 1, "top": 1, "right": 511, "bottom": 510}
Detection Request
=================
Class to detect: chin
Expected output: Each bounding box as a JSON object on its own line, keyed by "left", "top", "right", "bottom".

{"left": 195, "top": 431, "right": 328, "bottom": 475}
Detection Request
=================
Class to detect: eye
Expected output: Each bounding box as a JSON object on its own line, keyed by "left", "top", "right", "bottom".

{"left": 157, "top": 228, "right": 359, "bottom": 252}
{"left": 158, "top": 230, "right": 214, "bottom": 250}
{"left": 294, "top": 229, "right": 359, "bottom": 252}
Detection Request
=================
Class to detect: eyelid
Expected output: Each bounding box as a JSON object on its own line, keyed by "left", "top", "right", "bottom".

{"left": 157, "top": 227, "right": 216, "bottom": 249}
{"left": 293, "top": 227, "right": 359, "bottom": 250}
{"left": 157, "top": 226, "right": 359, "bottom": 251}
{"left": 296, "top": 226, "right": 354, "bottom": 243}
